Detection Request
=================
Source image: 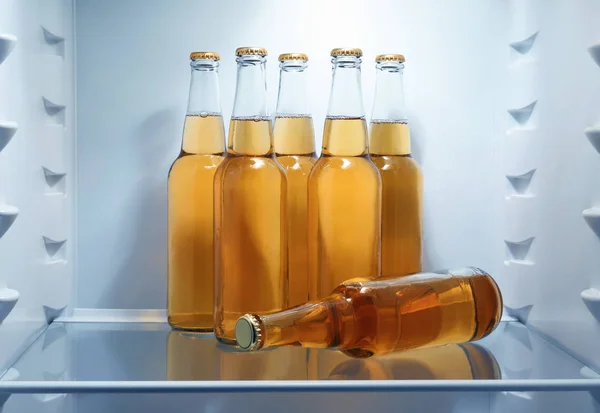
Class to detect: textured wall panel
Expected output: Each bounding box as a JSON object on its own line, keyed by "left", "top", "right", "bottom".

{"left": 0, "top": 0, "right": 74, "bottom": 375}
{"left": 503, "top": 0, "right": 600, "bottom": 373}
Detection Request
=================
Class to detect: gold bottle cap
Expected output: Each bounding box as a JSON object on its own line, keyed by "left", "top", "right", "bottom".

{"left": 235, "top": 314, "right": 263, "bottom": 351}
{"left": 331, "top": 48, "right": 363, "bottom": 57}
{"left": 235, "top": 47, "right": 268, "bottom": 57}
{"left": 278, "top": 52, "right": 309, "bottom": 61}
{"left": 189, "top": 51, "right": 220, "bottom": 61}
{"left": 375, "top": 53, "right": 406, "bottom": 63}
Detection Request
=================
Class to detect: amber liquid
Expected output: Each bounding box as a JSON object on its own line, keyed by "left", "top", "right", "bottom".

{"left": 168, "top": 114, "right": 225, "bottom": 330}
{"left": 370, "top": 121, "right": 422, "bottom": 276}
{"left": 308, "top": 117, "right": 381, "bottom": 300}
{"left": 214, "top": 117, "right": 287, "bottom": 343}
{"left": 327, "top": 343, "right": 501, "bottom": 380}
{"left": 254, "top": 268, "right": 503, "bottom": 356}
{"left": 274, "top": 116, "right": 317, "bottom": 307}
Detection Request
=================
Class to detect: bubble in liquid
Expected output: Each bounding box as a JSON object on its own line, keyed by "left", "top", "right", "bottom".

{"left": 200, "top": 111, "right": 209, "bottom": 118}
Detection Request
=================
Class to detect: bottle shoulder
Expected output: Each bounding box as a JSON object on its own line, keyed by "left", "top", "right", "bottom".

{"left": 370, "top": 155, "right": 422, "bottom": 174}
{"left": 169, "top": 153, "right": 225, "bottom": 176}
{"left": 276, "top": 154, "right": 317, "bottom": 171}
{"left": 216, "top": 154, "right": 287, "bottom": 178}
{"left": 310, "top": 155, "right": 381, "bottom": 179}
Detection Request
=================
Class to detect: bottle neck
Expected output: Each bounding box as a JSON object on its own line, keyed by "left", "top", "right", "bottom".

{"left": 371, "top": 61, "right": 407, "bottom": 122}
{"left": 187, "top": 59, "right": 222, "bottom": 115}
{"left": 251, "top": 293, "right": 357, "bottom": 350}
{"left": 182, "top": 59, "right": 225, "bottom": 155}
{"left": 369, "top": 62, "right": 411, "bottom": 156}
{"left": 322, "top": 56, "right": 368, "bottom": 156}
{"left": 276, "top": 60, "right": 310, "bottom": 116}
{"left": 273, "top": 60, "right": 315, "bottom": 155}
{"left": 231, "top": 55, "right": 269, "bottom": 118}
{"left": 326, "top": 56, "right": 365, "bottom": 118}
{"left": 228, "top": 55, "right": 272, "bottom": 156}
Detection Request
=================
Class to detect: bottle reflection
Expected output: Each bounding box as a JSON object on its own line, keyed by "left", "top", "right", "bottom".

{"left": 167, "top": 331, "right": 217, "bottom": 380}
{"left": 326, "top": 344, "right": 501, "bottom": 380}
{"left": 168, "top": 332, "right": 499, "bottom": 381}
{"left": 217, "top": 342, "right": 308, "bottom": 380}
{"left": 167, "top": 331, "right": 308, "bottom": 380}
{"left": 308, "top": 348, "right": 351, "bottom": 380}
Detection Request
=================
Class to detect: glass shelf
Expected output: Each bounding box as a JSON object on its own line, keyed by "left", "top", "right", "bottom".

{"left": 0, "top": 320, "right": 599, "bottom": 394}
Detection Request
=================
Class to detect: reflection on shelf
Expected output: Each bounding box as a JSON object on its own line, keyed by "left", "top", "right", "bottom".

{"left": 326, "top": 344, "right": 501, "bottom": 380}
{"left": 167, "top": 331, "right": 308, "bottom": 380}
{"left": 3, "top": 320, "right": 592, "bottom": 387}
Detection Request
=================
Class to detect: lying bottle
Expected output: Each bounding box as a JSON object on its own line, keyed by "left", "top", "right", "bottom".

{"left": 327, "top": 343, "right": 501, "bottom": 380}
{"left": 235, "top": 267, "right": 502, "bottom": 357}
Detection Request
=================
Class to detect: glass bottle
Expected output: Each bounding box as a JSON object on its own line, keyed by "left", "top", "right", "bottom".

{"left": 273, "top": 52, "right": 317, "bottom": 308}
{"left": 214, "top": 47, "right": 287, "bottom": 344}
{"left": 308, "top": 48, "right": 382, "bottom": 300}
{"left": 370, "top": 54, "right": 423, "bottom": 276}
{"left": 168, "top": 52, "right": 225, "bottom": 331}
{"left": 235, "top": 267, "right": 503, "bottom": 357}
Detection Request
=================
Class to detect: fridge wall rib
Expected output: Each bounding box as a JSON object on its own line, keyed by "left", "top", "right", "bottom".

{"left": 0, "top": 0, "right": 600, "bottom": 384}
{"left": 0, "top": 0, "right": 74, "bottom": 373}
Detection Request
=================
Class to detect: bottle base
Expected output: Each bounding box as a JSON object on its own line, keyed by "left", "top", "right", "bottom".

{"left": 168, "top": 314, "right": 214, "bottom": 332}
{"left": 170, "top": 325, "right": 214, "bottom": 333}
{"left": 215, "top": 335, "right": 237, "bottom": 346}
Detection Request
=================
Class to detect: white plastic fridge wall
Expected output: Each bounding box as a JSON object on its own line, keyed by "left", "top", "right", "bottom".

{"left": 0, "top": 0, "right": 74, "bottom": 373}
{"left": 75, "top": 0, "right": 506, "bottom": 306}
{"left": 1, "top": 0, "right": 600, "bottom": 386}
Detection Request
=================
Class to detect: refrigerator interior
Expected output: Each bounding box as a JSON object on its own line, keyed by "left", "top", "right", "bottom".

{"left": 1, "top": 0, "right": 600, "bottom": 412}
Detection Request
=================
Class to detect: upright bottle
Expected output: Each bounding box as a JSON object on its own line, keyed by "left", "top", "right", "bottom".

{"left": 370, "top": 54, "right": 422, "bottom": 276}
{"left": 308, "top": 48, "right": 382, "bottom": 300}
{"left": 273, "top": 53, "right": 317, "bottom": 308}
{"left": 214, "top": 47, "right": 287, "bottom": 344}
{"left": 168, "top": 52, "right": 225, "bottom": 331}
{"left": 235, "top": 267, "right": 503, "bottom": 356}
